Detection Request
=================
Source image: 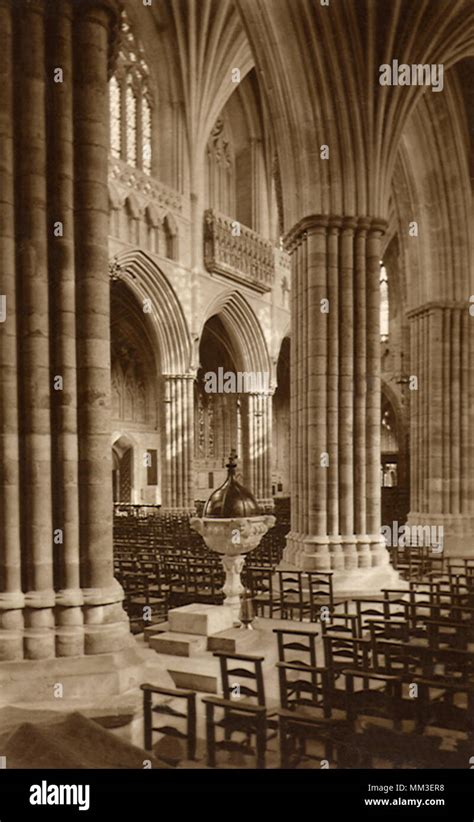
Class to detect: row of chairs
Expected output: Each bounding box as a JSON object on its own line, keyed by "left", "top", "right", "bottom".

{"left": 117, "top": 556, "right": 226, "bottom": 632}
{"left": 389, "top": 546, "right": 474, "bottom": 582}
{"left": 141, "top": 569, "right": 474, "bottom": 768}
{"left": 243, "top": 568, "right": 349, "bottom": 620}
{"left": 124, "top": 567, "right": 348, "bottom": 634}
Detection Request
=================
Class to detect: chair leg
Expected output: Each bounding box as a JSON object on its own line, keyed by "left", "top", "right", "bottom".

{"left": 224, "top": 707, "right": 232, "bottom": 742}
{"left": 187, "top": 695, "right": 197, "bottom": 760}
{"left": 279, "top": 721, "right": 286, "bottom": 768}
{"left": 143, "top": 691, "right": 152, "bottom": 751}
{"left": 256, "top": 714, "right": 266, "bottom": 769}
{"left": 205, "top": 702, "right": 216, "bottom": 768}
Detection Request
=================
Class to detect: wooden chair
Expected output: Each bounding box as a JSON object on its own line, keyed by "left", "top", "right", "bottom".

{"left": 273, "top": 627, "right": 330, "bottom": 714}
{"left": 123, "top": 572, "right": 167, "bottom": 632}
{"left": 323, "top": 634, "right": 372, "bottom": 711}
{"left": 115, "top": 557, "right": 139, "bottom": 585}
{"left": 185, "top": 560, "right": 224, "bottom": 605}
{"left": 365, "top": 616, "right": 410, "bottom": 645}
{"left": 354, "top": 589, "right": 409, "bottom": 636}
{"left": 243, "top": 565, "right": 278, "bottom": 617}
{"left": 424, "top": 618, "right": 471, "bottom": 651}
{"left": 306, "top": 571, "right": 349, "bottom": 620}
{"left": 277, "top": 661, "right": 331, "bottom": 716}
{"left": 203, "top": 698, "right": 268, "bottom": 768}
{"left": 343, "top": 668, "right": 404, "bottom": 731}
{"left": 320, "top": 612, "right": 359, "bottom": 639}
{"left": 414, "top": 677, "right": 474, "bottom": 737}
{"left": 371, "top": 637, "right": 428, "bottom": 678}
{"left": 202, "top": 651, "right": 278, "bottom": 768}
{"left": 141, "top": 683, "right": 197, "bottom": 761}
{"left": 418, "top": 600, "right": 474, "bottom": 627}
{"left": 276, "top": 570, "right": 310, "bottom": 621}
{"left": 278, "top": 710, "right": 355, "bottom": 768}
{"left": 352, "top": 596, "right": 388, "bottom": 636}
{"left": 273, "top": 627, "right": 319, "bottom": 667}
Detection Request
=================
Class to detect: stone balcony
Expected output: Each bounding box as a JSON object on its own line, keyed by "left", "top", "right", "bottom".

{"left": 108, "top": 158, "right": 184, "bottom": 214}
{"left": 203, "top": 208, "right": 275, "bottom": 293}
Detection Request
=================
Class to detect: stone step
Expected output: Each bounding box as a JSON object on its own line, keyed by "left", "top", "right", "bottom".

{"left": 144, "top": 622, "right": 169, "bottom": 643}
{"left": 168, "top": 604, "right": 234, "bottom": 636}
{"left": 149, "top": 632, "right": 208, "bottom": 658}
{"left": 207, "top": 628, "right": 262, "bottom": 654}
{"left": 169, "top": 668, "right": 218, "bottom": 694}
{"left": 163, "top": 655, "right": 221, "bottom": 694}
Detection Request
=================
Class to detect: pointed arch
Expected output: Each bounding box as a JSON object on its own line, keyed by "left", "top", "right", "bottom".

{"left": 200, "top": 290, "right": 271, "bottom": 376}
{"left": 111, "top": 249, "right": 191, "bottom": 375}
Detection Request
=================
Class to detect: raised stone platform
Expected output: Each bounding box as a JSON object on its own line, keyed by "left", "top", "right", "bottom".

{"left": 0, "top": 640, "right": 175, "bottom": 709}
{"left": 146, "top": 604, "right": 317, "bottom": 698}
{"left": 149, "top": 632, "right": 208, "bottom": 657}
{"left": 168, "top": 603, "right": 234, "bottom": 636}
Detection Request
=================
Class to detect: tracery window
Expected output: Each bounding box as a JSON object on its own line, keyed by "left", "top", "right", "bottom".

{"left": 380, "top": 264, "right": 389, "bottom": 341}
{"left": 109, "top": 12, "right": 153, "bottom": 174}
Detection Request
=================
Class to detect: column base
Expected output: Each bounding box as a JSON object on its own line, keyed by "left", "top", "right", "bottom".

{"left": 0, "top": 594, "right": 25, "bottom": 660}
{"left": 284, "top": 531, "right": 405, "bottom": 595}
{"left": 82, "top": 582, "right": 131, "bottom": 655}
{"left": 24, "top": 590, "right": 56, "bottom": 660}
{"left": 0, "top": 640, "right": 174, "bottom": 710}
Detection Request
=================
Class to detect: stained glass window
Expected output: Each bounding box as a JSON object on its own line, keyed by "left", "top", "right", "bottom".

{"left": 109, "top": 10, "right": 153, "bottom": 174}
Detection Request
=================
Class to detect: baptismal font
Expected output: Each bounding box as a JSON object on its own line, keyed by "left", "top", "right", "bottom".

{"left": 190, "top": 452, "right": 276, "bottom": 625}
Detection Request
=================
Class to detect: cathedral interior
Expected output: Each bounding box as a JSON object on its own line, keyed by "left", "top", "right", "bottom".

{"left": 0, "top": 0, "right": 474, "bottom": 773}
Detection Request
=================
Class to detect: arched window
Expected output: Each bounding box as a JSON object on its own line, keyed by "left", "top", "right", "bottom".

{"left": 380, "top": 264, "right": 389, "bottom": 341}
{"left": 109, "top": 11, "right": 153, "bottom": 174}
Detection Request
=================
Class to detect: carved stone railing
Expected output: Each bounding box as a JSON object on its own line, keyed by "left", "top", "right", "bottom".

{"left": 108, "top": 158, "right": 183, "bottom": 213}
{"left": 203, "top": 209, "right": 274, "bottom": 293}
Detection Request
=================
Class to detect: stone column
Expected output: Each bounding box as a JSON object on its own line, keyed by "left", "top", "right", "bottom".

{"left": 0, "top": 0, "right": 25, "bottom": 660}
{"left": 46, "top": 0, "right": 84, "bottom": 658}
{"left": 406, "top": 303, "right": 474, "bottom": 556}
{"left": 366, "top": 222, "right": 387, "bottom": 568}
{"left": 162, "top": 374, "right": 195, "bottom": 511}
{"left": 283, "top": 215, "right": 399, "bottom": 593}
{"left": 16, "top": 0, "right": 56, "bottom": 659}
{"left": 244, "top": 391, "right": 274, "bottom": 510}
{"left": 73, "top": 0, "right": 129, "bottom": 654}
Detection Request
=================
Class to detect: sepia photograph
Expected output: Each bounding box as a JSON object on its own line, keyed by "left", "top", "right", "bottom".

{"left": 0, "top": 0, "right": 473, "bottom": 811}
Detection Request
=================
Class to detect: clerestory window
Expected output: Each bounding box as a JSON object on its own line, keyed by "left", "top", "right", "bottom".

{"left": 109, "top": 12, "right": 152, "bottom": 175}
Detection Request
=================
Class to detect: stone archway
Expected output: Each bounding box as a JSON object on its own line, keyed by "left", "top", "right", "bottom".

{"left": 111, "top": 281, "right": 160, "bottom": 506}
{"left": 198, "top": 290, "right": 273, "bottom": 507}
{"left": 110, "top": 250, "right": 194, "bottom": 511}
